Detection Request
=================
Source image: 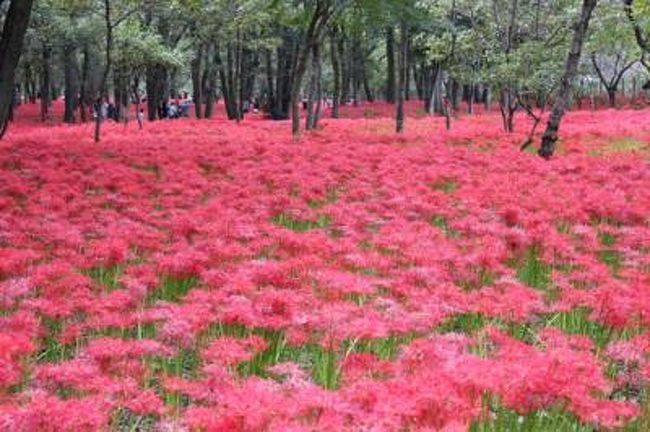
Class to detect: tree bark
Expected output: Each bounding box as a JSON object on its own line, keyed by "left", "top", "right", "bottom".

{"left": 290, "top": 0, "right": 335, "bottom": 137}
{"left": 539, "top": 0, "right": 598, "bottom": 159}
{"left": 146, "top": 65, "right": 166, "bottom": 121}
{"left": 192, "top": 44, "right": 204, "bottom": 119}
{"left": 0, "top": 0, "right": 35, "bottom": 139}
{"left": 396, "top": 20, "right": 408, "bottom": 133}
{"left": 79, "top": 44, "right": 90, "bottom": 122}
{"left": 95, "top": 0, "right": 113, "bottom": 143}
{"left": 63, "top": 45, "right": 77, "bottom": 124}
{"left": 306, "top": 44, "right": 322, "bottom": 130}
{"left": 41, "top": 43, "right": 51, "bottom": 122}
{"left": 386, "top": 27, "right": 396, "bottom": 103}
{"left": 330, "top": 30, "right": 341, "bottom": 118}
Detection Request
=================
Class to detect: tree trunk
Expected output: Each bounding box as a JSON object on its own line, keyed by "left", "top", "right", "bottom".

{"left": 204, "top": 64, "right": 217, "bottom": 119}
{"left": 386, "top": 27, "right": 396, "bottom": 103}
{"left": 290, "top": 45, "right": 311, "bottom": 136}
{"left": 41, "top": 43, "right": 51, "bottom": 122}
{"left": 95, "top": 0, "right": 113, "bottom": 143}
{"left": 539, "top": 0, "right": 597, "bottom": 159}
{"left": 79, "top": 44, "right": 90, "bottom": 122}
{"left": 290, "top": 1, "right": 335, "bottom": 137}
{"left": 306, "top": 44, "right": 322, "bottom": 130}
{"left": 404, "top": 36, "right": 411, "bottom": 102}
{"left": 339, "top": 35, "right": 349, "bottom": 104}
{"left": 330, "top": 30, "right": 341, "bottom": 118}
{"left": 63, "top": 45, "right": 77, "bottom": 124}
{"left": 607, "top": 89, "right": 616, "bottom": 108}
{"left": 192, "top": 45, "right": 204, "bottom": 119}
{"left": 362, "top": 60, "right": 374, "bottom": 103}
{"left": 146, "top": 65, "right": 166, "bottom": 121}
{"left": 396, "top": 20, "right": 408, "bottom": 133}
{"left": 0, "top": 0, "right": 35, "bottom": 139}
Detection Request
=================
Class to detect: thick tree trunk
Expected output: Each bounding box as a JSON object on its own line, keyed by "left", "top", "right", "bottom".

{"left": 0, "top": 0, "right": 35, "bottom": 138}
{"left": 396, "top": 20, "right": 408, "bottom": 133}
{"left": 386, "top": 27, "right": 396, "bottom": 104}
{"left": 204, "top": 65, "right": 217, "bottom": 119}
{"left": 146, "top": 65, "right": 166, "bottom": 121}
{"left": 539, "top": 0, "right": 598, "bottom": 159}
{"left": 63, "top": 45, "right": 77, "bottom": 124}
{"left": 222, "top": 43, "right": 240, "bottom": 121}
{"left": 272, "top": 38, "right": 293, "bottom": 120}
{"left": 607, "top": 89, "right": 616, "bottom": 108}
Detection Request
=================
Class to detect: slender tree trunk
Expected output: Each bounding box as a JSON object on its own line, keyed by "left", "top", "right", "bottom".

{"left": 41, "top": 43, "right": 51, "bottom": 122}
{"left": 204, "top": 61, "right": 217, "bottom": 119}
{"left": 79, "top": 44, "right": 90, "bottom": 122}
{"left": 468, "top": 81, "right": 474, "bottom": 114}
{"left": 339, "top": 34, "right": 349, "bottom": 104}
{"left": 330, "top": 31, "right": 341, "bottom": 118}
{"left": 235, "top": 30, "right": 244, "bottom": 122}
{"left": 351, "top": 40, "right": 360, "bottom": 106}
{"left": 386, "top": 27, "right": 396, "bottom": 103}
{"left": 290, "top": 46, "right": 311, "bottom": 136}
{"left": 95, "top": 0, "right": 114, "bottom": 142}
{"left": 396, "top": 20, "right": 408, "bottom": 133}
{"left": 192, "top": 44, "right": 204, "bottom": 119}
{"left": 404, "top": 36, "right": 412, "bottom": 101}
{"left": 306, "top": 44, "right": 322, "bottom": 130}
{"left": 539, "top": 0, "right": 598, "bottom": 159}
{"left": 265, "top": 48, "right": 275, "bottom": 113}
{"left": 0, "top": 0, "right": 35, "bottom": 139}
{"left": 362, "top": 60, "right": 374, "bottom": 103}
{"left": 290, "top": 1, "right": 335, "bottom": 137}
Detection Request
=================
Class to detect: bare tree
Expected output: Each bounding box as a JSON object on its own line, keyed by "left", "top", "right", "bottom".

{"left": 591, "top": 52, "right": 637, "bottom": 107}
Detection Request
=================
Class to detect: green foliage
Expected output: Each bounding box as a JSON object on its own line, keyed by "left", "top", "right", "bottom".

{"left": 147, "top": 276, "right": 198, "bottom": 304}
{"left": 114, "top": 22, "right": 186, "bottom": 72}
{"left": 272, "top": 213, "right": 332, "bottom": 232}
{"left": 514, "top": 246, "right": 551, "bottom": 291}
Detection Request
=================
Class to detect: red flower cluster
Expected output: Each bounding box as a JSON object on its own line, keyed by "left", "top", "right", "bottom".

{"left": 0, "top": 105, "right": 648, "bottom": 430}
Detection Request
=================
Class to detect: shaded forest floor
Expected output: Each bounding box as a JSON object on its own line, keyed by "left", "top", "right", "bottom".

{"left": 0, "top": 105, "right": 649, "bottom": 430}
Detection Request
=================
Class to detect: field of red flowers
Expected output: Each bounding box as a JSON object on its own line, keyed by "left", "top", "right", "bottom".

{"left": 0, "top": 105, "right": 649, "bottom": 431}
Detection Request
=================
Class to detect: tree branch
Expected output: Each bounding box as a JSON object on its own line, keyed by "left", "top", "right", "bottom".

{"left": 623, "top": 0, "right": 649, "bottom": 51}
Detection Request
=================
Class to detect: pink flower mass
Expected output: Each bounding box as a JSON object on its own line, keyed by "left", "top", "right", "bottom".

{"left": 0, "top": 103, "right": 649, "bottom": 431}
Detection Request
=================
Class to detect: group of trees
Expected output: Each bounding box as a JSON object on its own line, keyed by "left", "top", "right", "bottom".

{"left": 0, "top": 0, "right": 649, "bottom": 157}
